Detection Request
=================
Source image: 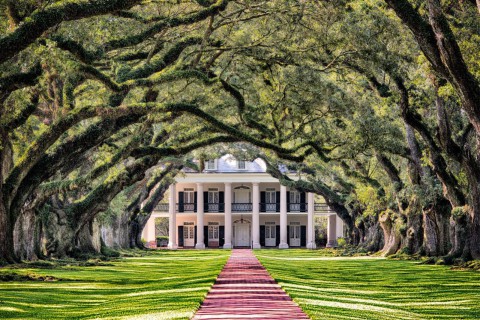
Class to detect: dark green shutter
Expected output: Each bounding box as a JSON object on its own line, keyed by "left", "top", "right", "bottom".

{"left": 194, "top": 192, "right": 197, "bottom": 212}
{"left": 301, "top": 226, "right": 307, "bottom": 247}
{"left": 219, "top": 226, "right": 225, "bottom": 247}
{"left": 204, "top": 226, "right": 208, "bottom": 247}
{"left": 178, "top": 226, "right": 184, "bottom": 247}
{"left": 194, "top": 226, "right": 197, "bottom": 246}
{"left": 260, "top": 192, "right": 266, "bottom": 212}
{"left": 300, "top": 192, "right": 306, "bottom": 212}
{"left": 260, "top": 225, "right": 266, "bottom": 246}
{"left": 276, "top": 191, "right": 280, "bottom": 212}
{"left": 203, "top": 192, "right": 208, "bottom": 212}
{"left": 287, "top": 226, "right": 290, "bottom": 245}
{"left": 219, "top": 192, "right": 225, "bottom": 212}
{"left": 286, "top": 191, "right": 290, "bottom": 212}
{"left": 276, "top": 226, "right": 281, "bottom": 246}
{"left": 178, "top": 192, "right": 184, "bottom": 212}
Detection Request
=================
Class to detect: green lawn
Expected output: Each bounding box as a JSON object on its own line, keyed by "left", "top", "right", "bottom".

{"left": 0, "top": 250, "right": 230, "bottom": 320}
{"left": 255, "top": 249, "right": 480, "bottom": 320}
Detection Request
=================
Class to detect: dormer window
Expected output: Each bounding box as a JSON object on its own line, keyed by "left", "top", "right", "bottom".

{"left": 237, "top": 160, "right": 246, "bottom": 170}
{"left": 205, "top": 159, "right": 216, "bottom": 170}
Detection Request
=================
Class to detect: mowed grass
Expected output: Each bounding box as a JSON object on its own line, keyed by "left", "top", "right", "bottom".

{"left": 256, "top": 249, "right": 480, "bottom": 320}
{"left": 0, "top": 250, "right": 230, "bottom": 320}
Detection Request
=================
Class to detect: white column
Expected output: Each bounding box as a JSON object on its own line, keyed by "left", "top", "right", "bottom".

{"left": 195, "top": 183, "right": 205, "bottom": 249}
{"left": 279, "top": 185, "right": 289, "bottom": 248}
{"left": 326, "top": 213, "right": 337, "bottom": 247}
{"left": 307, "top": 192, "right": 316, "bottom": 249}
{"left": 167, "top": 184, "right": 177, "bottom": 249}
{"left": 252, "top": 182, "right": 261, "bottom": 249}
{"left": 142, "top": 215, "right": 157, "bottom": 247}
{"left": 223, "top": 182, "right": 232, "bottom": 249}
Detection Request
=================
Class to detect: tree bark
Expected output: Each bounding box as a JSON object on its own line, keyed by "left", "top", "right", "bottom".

{"left": 76, "top": 219, "right": 102, "bottom": 255}
{"left": 43, "top": 207, "right": 76, "bottom": 258}
{"left": 405, "top": 198, "right": 423, "bottom": 254}
{"left": 379, "top": 209, "right": 403, "bottom": 256}
{"left": 423, "top": 200, "right": 451, "bottom": 256}
{"left": 448, "top": 206, "right": 472, "bottom": 260}
{"left": 13, "top": 209, "right": 38, "bottom": 261}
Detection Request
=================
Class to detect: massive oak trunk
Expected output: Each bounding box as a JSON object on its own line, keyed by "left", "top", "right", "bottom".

{"left": 43, "top": 207, "right": 76, "bottom": 258}
{"left": 405, "top": 198, "right": 423, "bottom": 254}
{"left": 448, "top": 206, "right": 472, "bottom": 260}
{"left": 423, "top": 199, "right": 451, "bottom": 256}
{"left": 76, "top": 219, "right": 102, "bottom": 255}
{"left": 379, "top": 209, "right": 403, "bottom": 256}
{"left": 13, "top": 209, "right": 40, "bottom": 261}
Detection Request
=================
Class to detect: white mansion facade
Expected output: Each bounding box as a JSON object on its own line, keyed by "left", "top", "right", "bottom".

{"left": 142, "top": 155, "right": 343, "bottom": 249}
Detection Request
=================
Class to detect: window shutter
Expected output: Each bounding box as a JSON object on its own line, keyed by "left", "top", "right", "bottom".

{"left": 204, "top": 192, "right": 208, "bottom": 212}
{"left": 286, "top": 191, "right": 290, "bottom": 212}
{"left": 276, "top": 191, "right": 280, "bottom": 212}
{"left": 194, "top": 192, "right": 198, "bottom": 212}
{"left": 204, "top": 226, "right": 208, "bottom": 247}
{"left": 194, "top": 226, "right": 197, "bottom": 245}
{"left": 219, "top": 192, "right": 225, "bottom": 212}
{"left": 178, "top": 226, "right": 184, "bottom": 247}
{"left": 276, "top": 226, "right": 281, "bottom": 246}
{"left": 178, "top": 192, "right": 184, "bottom": 212}
{"left": 260, "top": 226, "right": 266, "bottom": 246}
{"left": 287, "top": 226, "right": 290, "bottom": 245}
{"left": 300, "top": 192, "right": 306, "bottom": 212}
{"left": 301, "top": 226, "right": 307, "bottom": 247}
{"left": 260, "top": 192, "right": 266, "bottom": 212}
{"left": 219, "top": 226, "right": 225, "bottom": 247}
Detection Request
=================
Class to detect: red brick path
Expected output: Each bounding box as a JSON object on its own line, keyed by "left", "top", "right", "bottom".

{"left": 192, "top": 249, "right": 309, "bottom": 319}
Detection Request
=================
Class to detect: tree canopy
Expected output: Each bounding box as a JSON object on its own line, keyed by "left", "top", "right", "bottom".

{"left": 1, "top": 0, "right": 480, "bottom": 263}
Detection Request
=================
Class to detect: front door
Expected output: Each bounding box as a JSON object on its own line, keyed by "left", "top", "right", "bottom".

{"left": 183, "top": 223, "right": 195, "bottom": 247}
{"left": 234, "top": 223, "right": 251, "bottom": 247}
{"left": 265, "top": 224, "right": 276, "bottom": 247}
{"left": 289, "top": 224, "right": 301, "bottom": 247}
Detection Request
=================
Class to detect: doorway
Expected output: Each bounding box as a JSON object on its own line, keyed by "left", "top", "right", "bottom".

{"left": 265, "top": 222, "right": 276, "bottom": 247}
{"left": 234, "top": 220, "right": 251, "bottom": 247}
{"left": 183, "top": 222, "right": 195, "bottom": 247}
{"left": 289, "top": 222, "right": 301, "bottom": 247}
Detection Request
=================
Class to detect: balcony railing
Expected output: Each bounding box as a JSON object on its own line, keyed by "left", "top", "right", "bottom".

{"left": 155, "top": 203, "right": 169, "bottom": 212}
{"left": 260, "top": 203, "right": 280, "bottom": 212}
{"left": 205, "top": 202, "right": 225, "bottom": 213}
{"left": 232, "top": 203, "right": 252, "bottom": 212}
{"left": 314, "top": 203, "right": 330, "bottom": 212}
{"left": 155, "top": 202, "right": 331, "bottom": 213}
{"left": 288, "top": 203, "right": 307, "bottom": 212}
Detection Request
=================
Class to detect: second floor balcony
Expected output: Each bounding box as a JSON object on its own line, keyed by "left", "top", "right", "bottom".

{"left": 155, "top": 202, "right": 332, "bottom": 213}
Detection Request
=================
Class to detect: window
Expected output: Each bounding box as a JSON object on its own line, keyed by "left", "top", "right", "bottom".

{"left": 184, "top": 188, "right": 194, "bottom": 203}
{"left": 265, "top": 188, "right": 276, "bottom": 203}
{"left": 290, "top": 190, "right": 301, "bottom": 203}
{"left": 237, "top": 160, "right": 246, "bottom": 170}
{"left": 208, "top": 222, "right": 219, "bottom": 240}
{"left": 208, "top": 188, "right": 219, "bottom": 212}
{"left": 205, "top": 159, "right": 216, "bottom": 170}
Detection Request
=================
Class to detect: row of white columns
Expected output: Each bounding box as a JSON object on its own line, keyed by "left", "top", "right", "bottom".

{"left": 164, "top": 183, "right": 336, "bottom": 249}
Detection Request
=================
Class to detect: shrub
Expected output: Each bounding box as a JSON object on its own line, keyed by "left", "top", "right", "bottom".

{"left": 337, "top": 237, "right": 346, "bottom": 248}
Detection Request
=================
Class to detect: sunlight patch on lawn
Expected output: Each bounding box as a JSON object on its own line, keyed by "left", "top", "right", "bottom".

{"left": 106, "top": 310, "right": 193, "bottom": 320}
{"left": 0, "top": 307, "right": 26, "bottom": 312}
{"left": 123, "top": 286, "right": 210, "bottom": 297}
{"left": 297, "top": 298, "right": 421, "bottom": 319}
{"left": 255, "top": 254, "right": 383, "bottom": 261}
{"left": 282, "top": 282, "right": 386, "bottom": 295}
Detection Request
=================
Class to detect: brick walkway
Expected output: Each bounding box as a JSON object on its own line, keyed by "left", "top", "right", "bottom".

{"left": 192, "top": 249, "right": 309, "bottom": 320}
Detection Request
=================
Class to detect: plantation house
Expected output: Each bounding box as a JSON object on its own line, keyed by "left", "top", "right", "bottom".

{"left": 142, "top": 155, "right": 343, "bottom": 249}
